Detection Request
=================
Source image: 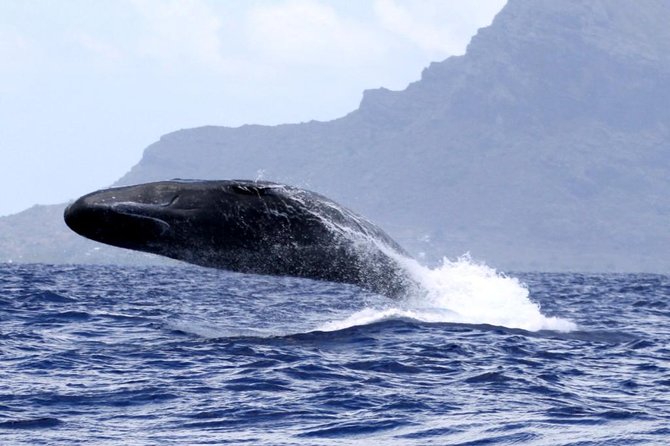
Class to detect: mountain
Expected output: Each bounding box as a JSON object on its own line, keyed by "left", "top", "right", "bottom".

{"left": 2, "top": 0, "right": 670, "bottom": 272}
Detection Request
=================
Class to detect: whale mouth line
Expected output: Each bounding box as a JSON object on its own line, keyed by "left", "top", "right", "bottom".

{"left": 111, "top": 205, "right": 172, "bottom": 236}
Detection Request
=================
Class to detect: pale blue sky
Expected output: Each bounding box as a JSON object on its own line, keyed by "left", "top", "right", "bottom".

{"left": 0, "top": 0, "right": 506, "bottom": 216}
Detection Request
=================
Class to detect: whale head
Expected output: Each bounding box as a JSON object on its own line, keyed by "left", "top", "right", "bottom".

{"left": 64, "top": 180, "right": 313, "bottom": 266}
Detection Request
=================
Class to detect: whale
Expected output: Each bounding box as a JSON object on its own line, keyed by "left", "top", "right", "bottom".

{"left": 63, "top": 179, "right": 419, "bottom": 298}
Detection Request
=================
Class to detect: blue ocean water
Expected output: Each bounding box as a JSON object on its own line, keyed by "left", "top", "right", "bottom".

{"left": 0, "top": 262, "right": 668, "bottom": 445}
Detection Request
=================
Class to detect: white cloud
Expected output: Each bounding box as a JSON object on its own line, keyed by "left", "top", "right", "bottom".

{"left": 68, "top": 32, "right": 125, "bottom": 69}
{"left": 0, "top": 27, "right": 42, "bottom": 94}
{"left": 374, "top": 0, "right": 507, "bottom": 56}
{"left": 247, "top": 0, "right": 386, "bottom": 66}
{"left": 130, "top": 0, "right": 230, "bottom": 72}
{"left": 0, "top": 28, "right": 36, "bottom": 72}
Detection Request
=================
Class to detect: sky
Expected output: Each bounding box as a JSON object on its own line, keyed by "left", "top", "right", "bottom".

{"left": 0, "top": 0, "right": 506, "bottom": 217}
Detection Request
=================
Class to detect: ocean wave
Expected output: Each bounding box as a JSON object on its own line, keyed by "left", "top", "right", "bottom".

{"left": 319, "top": 256, "right": 577, "bottom": 332}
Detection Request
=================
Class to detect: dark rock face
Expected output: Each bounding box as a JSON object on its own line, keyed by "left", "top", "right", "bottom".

{"left": 3, "top": 0, "right": 670, "bottom": 272}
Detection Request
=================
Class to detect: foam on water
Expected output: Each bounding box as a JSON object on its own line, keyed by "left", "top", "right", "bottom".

{"left": 269, "top": 193, "right": 576, "bottom": 334}
{"left": 320, "top": 255, "right": 577, "bottom": 333}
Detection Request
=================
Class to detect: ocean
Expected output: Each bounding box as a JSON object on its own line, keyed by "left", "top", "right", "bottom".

{"left": 0, "top": 260, "right": 668, "bottom": 445}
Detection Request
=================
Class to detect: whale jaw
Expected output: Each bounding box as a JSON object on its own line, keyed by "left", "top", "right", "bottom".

{"left": 64, "top": 197, "right": 171, "bottom": 251}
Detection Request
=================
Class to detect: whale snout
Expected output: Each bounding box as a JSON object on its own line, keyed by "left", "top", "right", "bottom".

{"left": 64, "top": 195, "right": 171, "bottom": 249}
{"left": 64, "top": 196, "right": 104, "bottom": 238}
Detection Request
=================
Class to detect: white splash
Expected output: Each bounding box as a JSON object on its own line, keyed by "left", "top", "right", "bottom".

{"left": 319, "top": 255, "right": 577, "bottom": 333}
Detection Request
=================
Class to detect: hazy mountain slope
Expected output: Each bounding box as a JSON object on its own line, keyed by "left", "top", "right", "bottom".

{"left": 2, "top": 0, "right": 669, "bottom": 272}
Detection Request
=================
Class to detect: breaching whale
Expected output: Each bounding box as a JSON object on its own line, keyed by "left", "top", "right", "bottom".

{"left": 64, "top": 180, "right": 419, "bottom": 298}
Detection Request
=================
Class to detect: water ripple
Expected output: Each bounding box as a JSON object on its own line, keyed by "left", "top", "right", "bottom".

{"left": 0, "top": 264, "right": 668, "bottom": 444}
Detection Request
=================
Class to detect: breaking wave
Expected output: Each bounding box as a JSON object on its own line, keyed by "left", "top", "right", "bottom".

{"left": 319, "top": 255, "right": 577, "bottom": 333}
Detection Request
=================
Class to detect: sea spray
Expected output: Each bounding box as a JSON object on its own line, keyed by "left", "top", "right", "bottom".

{"left": 320, "top": 255, "right": 577, "bottom": 332}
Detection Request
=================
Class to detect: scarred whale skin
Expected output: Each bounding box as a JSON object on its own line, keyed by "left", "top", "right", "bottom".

{"left": 64, "top": 179, "right": 418, "bottom": 298}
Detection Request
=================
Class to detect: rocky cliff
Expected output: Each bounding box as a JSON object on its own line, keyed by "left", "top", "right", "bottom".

{"left": 3, "top": 0, "right": 669, "bottom": 272}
